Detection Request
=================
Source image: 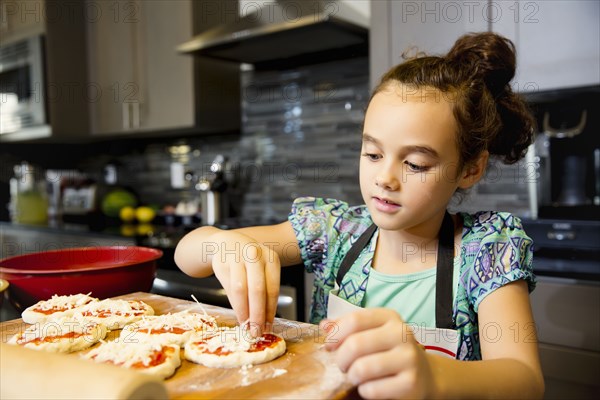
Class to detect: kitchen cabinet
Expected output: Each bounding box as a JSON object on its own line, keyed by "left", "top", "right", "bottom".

{"left": 492, "top": 0, "right": 600, "bottom": 92}
{"left": 1, "top": 0, "right": 239, "bottom": 142}
{"left": 530, "top": 276, "right": 600, "bottom": 398}
{"left": 370, "top": 0, "right": 488, "bottom": 89}
{"left": 370, "top": 0, "right": 600, "bottom": 93}
{"left": 0, "top": 0, "right": 92, "bottom": 142}
{"left": 0, "top": 0, "right": 45, "bottom": 45}
{"left": 86, "top": 0, "right": 194, "bottom": 135}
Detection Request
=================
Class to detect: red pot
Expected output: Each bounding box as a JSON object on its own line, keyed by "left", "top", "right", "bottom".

{"left": 0, "top": 246, "right": 163, "bottom": 311}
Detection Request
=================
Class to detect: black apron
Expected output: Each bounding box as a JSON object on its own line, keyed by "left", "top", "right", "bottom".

{"left": 334, "top": 211, "right": 455, "bottom": 329}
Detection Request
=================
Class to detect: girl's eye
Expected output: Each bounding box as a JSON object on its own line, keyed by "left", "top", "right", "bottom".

{"left": 405, "top": 161, "right": 429, "bottom": 172}
{"left": 362, "top": 153, "right": 381, "bottom": 161}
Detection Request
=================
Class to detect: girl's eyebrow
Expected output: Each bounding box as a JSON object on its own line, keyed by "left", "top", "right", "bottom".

{"left": 362, "top": 133, "right": 381, "bottom": 145}
{"left": 362, "top": 133, "right": 440, "bottom": 159}
{"left": 403, "top": 145, "right": 440, "bottom": 159}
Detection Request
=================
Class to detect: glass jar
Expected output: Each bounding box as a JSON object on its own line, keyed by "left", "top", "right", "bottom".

{"left": 10, "top": 162, "right": 48, "bottom": 225}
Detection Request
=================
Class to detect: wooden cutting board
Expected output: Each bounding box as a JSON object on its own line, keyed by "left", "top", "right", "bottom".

{"left": 0, "top": 292, "right": 358, "bottom": 399}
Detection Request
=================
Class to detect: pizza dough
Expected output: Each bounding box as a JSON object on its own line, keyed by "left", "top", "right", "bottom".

{"left": 21, "top": 294, "right": 99, "bottom": 324}
{"left": 76, "top": 299, "right": 154, "bottom": 329}
{"left": 184, "top": 326, "right": 286, "bottom": 368}
{"left": 8, "top": 316, "right": 107, "bottom": 353}
{"left": 120, "top": 311, "right": 218, "bottom": 347}
{"left": 11, "top": 293, "right": 291, "bottom": 379}
{"left": 81, "top": 340, "right": 181, "bottom": 380}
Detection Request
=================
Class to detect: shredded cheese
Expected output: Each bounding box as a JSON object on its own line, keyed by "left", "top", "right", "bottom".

{"left": 189, "top": 295, "right": 215, "bottom": 319}
{"left": 77, "top": 299, "right": 153, "bottom": 316}
{"left": 126, "top": 311, "right": 217, "bottom": 333}
{"left": 198, "top": 326, "right": 261, "bottom": 353}
{"left": 32, "top": 293, "right": 98, "bottom": 311}
{"left": 82, "top": 340, "right": 174, "bottom": 368}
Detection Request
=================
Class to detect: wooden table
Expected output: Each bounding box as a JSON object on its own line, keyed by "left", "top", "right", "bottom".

{"left": 0, "top": 292, "right": 357, "bottom": 399}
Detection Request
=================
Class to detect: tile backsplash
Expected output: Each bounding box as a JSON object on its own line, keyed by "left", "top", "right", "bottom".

{"left": 238, "top": 57, "right": 370, "bottom": 220}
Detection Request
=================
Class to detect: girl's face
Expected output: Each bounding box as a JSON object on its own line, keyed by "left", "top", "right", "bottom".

{"left": 360, "top": 85, "right": 476, "bottom": 234}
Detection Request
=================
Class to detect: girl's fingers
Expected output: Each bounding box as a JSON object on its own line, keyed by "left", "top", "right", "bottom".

{"left": 265, "top": 252, "right": 281, "bottom": 328}
{"left": 228, "top": 261, "right": 250, "bottom": 324}
{"left": 211, "top": 264, "right": 230, "bottom": 297}
{"left": 334, "top": 325, "right": 408, "bottom": 373}
{"left": 322, "top": 309, "right": 404, "bottom": 351}
{"left": 357, "top": 371, "right": 420, "bottom": 400}
{"left": 246, "top": 258, "right": 267, "bottom": 336}
{"left": 345, "top": 346, "right": 417, "bottom": 388}
{"left": 215, "top": 242, "right": 281, "bottom": 335}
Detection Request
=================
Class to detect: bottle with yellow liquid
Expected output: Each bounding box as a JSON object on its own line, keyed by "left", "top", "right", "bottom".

{"left": 10, "top": 162, "right": 48, "bottom": 225}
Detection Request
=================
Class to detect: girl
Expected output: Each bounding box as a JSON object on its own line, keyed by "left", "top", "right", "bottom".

{"left": 175, "top": 32, "right": 544, "bottom": 399}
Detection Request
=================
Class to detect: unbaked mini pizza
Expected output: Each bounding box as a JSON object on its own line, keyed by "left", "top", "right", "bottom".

{"left": 184, "top": 326, "right": 286, "bottom": 368}
{"left": 120, "top": 311, "right": 218, "bottom": 347}
{"left": 82, "top": 340, "right": 181, "bottom": 379}
{"left": 21, "top": 293, "right": 99, "bottom": 324}
{"left": 8, "top": 316, "right": 107, "bottom": 353}
{"left": 76, "top": 299, "right": 154, "bottom": 329}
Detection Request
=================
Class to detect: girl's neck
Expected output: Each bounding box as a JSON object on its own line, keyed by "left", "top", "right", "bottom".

{"left": 373, "top": 224, "right": 441, "bottom": 275}
{"left": 372, "top": 214, "right": 462, "bottom": 275}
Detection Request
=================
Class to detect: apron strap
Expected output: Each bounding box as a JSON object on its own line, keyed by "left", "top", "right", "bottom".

{"left": 435, "top": 211, "right": 455, "bottom": 330}
{"left": 335, "top": 224, "right": 378, "bottom": 288}
{"left": 334, "top": 211, "right": 456, "bottom": 330}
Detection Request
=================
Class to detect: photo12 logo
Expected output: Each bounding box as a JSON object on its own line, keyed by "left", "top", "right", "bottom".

{"left": 399, "top": 1, "right": 540, "bottom": 24}
{"left": 0, "top": 1, "right": 140, "bottom": 25}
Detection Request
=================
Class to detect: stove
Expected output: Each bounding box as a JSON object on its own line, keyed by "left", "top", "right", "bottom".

{"left": 522, "top": 218, "right": 600, "bottom": 281}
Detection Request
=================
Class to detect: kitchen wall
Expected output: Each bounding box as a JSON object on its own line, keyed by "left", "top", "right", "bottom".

{"left": 1, "top": 55, "right": 533, "bottom": 223}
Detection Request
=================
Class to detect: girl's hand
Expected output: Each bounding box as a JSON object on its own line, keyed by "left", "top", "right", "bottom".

{"left": 321, "top": 308, "right": 437, "bottom": 399}
{"left": 209, "top": 230, "right": 281, "bottom": 335}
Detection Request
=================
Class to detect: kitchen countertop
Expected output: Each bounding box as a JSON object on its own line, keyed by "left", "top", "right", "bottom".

{"left": 1, "top": 219, "right": 185, "bottom": 248}
{"left": 4, "top": 219, "right": 598, "bottom": 280}
{"left": 1, "top": 215, "right": 282, "bottom": 250}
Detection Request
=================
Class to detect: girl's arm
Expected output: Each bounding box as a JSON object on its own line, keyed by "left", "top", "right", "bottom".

{"left": 323, "top": 280, "right": 544, "bottom": 399}
{"left": 174, "top": 221, "right": 302, "bottom": 332}
{"left": 174, "top": 222, "right": 301, "bottom": 277}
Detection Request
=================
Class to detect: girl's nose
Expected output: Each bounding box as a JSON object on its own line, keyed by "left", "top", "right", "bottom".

{"left": 375, "top": 166, "right": 400, "bottom": 191}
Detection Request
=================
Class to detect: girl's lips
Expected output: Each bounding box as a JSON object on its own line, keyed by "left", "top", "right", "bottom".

{"left": 372, "top": 197, "right": 401, "bottom": 213}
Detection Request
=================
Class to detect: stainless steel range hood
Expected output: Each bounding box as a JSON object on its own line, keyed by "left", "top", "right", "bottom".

{"left": 178, "top": 0, "right": 368, "bottom": 68}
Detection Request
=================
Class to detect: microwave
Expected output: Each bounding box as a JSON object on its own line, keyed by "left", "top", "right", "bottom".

{"left": 0, "top": 35, "right": 51, "bottom": 140}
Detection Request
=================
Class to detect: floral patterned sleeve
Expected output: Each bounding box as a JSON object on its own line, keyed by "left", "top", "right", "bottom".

{"left": 287, "top": 197, "right": 349, "bottom": 274}
{"left": 462, "top": 212, "right": 536, "bottom": 313}
{"left": 288, "top": 197, "right": 373, "bottom": 323}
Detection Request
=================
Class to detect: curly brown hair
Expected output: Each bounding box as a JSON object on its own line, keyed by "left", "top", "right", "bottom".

{"left": 372, "top": 32, "right": 535, "bottom": 168}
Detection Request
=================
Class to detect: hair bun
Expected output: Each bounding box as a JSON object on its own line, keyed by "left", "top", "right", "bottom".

{"left": 446, "top": 32, "right": 516, "bottom": 96}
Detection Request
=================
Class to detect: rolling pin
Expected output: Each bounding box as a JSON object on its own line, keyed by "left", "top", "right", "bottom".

{"left": 0, "top": 343, "right": 168, "bottom": 400}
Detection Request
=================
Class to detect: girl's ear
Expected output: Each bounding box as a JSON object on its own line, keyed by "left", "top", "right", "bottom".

{"left": 458, "top": 151, "right": 489, "bottom": 189}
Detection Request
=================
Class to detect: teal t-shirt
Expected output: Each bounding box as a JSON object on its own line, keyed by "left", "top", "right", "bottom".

{"left": 288, "top": 197, "right": 536, "bottom": 361}
{"left": 362, "top": 233, "right": 462, "bottom": 328}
